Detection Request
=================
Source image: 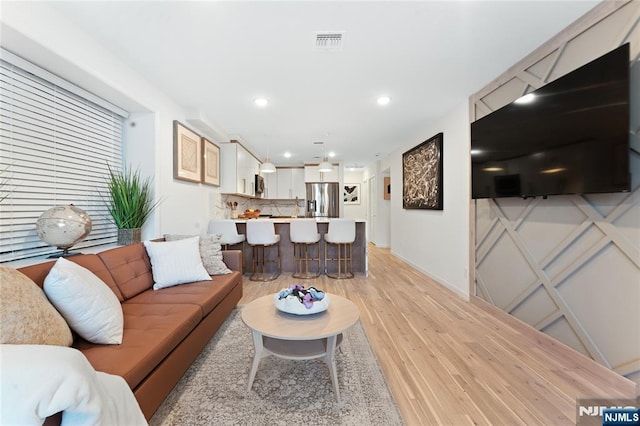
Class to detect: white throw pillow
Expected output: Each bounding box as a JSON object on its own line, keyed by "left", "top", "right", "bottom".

{"left": 44, "top": 258, "right": 124, "bottom": 344}
{"left": 143, "top": 236, "right": 212, "bottom": 290}
{"left": 0, "top": 344, "right": 147, "bottom": 425}
{"left": 164, "top": 233, "right": 232, "bottom": 276}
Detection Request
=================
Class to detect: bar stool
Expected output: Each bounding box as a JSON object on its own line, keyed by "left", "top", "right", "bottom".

{"left": 207, "top": 219, "right": 246, "bottom": 250}
{"left": 324, "top": 218, "right": 356, "bottom": 279}
{"left": 246, "top": 220, "right": 281, "bottom": 281}
{"left": 289, "top": 219, "right": 321, "bottom": 279}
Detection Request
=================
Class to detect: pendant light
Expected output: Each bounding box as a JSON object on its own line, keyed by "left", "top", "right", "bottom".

{"left": 318, "top": 144, "right": 333, "bottom": 172}
{"left": 318, "top": 157, "right": 333, "bottom": 172}
{"left": 260, "top": 143, "right": 276, "bottom": 173}
{"left": 260, "top": 157, "right": 276, "bottom": 173}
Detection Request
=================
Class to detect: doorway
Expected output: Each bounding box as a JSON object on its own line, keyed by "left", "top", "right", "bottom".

{"left": 368, "top": 176, "right": 376, "bottom": 244}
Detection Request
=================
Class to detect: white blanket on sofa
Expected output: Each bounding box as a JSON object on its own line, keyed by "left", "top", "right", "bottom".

{"left": 0, "top": 344, "right": 147, "bottom": 425}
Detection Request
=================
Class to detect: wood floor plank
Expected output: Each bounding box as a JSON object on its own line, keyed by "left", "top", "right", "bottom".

{"left": 238, "top": 244, "right": 636, "bottom": 425}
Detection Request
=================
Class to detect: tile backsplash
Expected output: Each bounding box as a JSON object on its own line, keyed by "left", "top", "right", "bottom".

{"left": 217, "top": 195, "right": 305, "bottom": 219}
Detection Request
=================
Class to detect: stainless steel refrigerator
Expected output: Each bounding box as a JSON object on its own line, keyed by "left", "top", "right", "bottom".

{"left": 306, "top": 182, "right": 339, "bottom": 218}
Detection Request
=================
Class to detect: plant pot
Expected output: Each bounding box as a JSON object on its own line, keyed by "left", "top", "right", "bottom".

{"left": 118, "top": 228, "right": 142, "bottom": 245}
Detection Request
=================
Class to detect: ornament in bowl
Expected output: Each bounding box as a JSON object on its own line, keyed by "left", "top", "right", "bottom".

{"left": 273, "top": 284, "right": 330, "bottom": 315}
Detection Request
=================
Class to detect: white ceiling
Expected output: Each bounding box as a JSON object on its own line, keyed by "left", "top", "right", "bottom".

{"left": 48, "top": 1, "right": 599, "bottom": 167}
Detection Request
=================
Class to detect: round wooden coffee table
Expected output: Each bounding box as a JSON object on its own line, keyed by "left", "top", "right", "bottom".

{"left": 241, "top": 293, "right": 360, "bottom": 402}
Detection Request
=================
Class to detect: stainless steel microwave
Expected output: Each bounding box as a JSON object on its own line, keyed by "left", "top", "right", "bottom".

{"left": 255, "top": 174, "right": 265, "bottom": 195}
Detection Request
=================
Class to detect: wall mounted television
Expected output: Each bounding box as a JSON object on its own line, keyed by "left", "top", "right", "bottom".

{"left": 471, "top": 43, "right": 630, "bottom": 199}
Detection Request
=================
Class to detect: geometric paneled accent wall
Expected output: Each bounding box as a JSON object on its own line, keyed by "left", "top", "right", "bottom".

{"left": 470, "top": 1, "right": 640, "bottom": 386}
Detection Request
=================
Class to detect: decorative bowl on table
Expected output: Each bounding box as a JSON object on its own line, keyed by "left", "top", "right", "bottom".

{"left": 239, "top": 209, "right": 261, "bottom": 219}
{"left": 273, "top": 285, "right": 330, "bottom": 315}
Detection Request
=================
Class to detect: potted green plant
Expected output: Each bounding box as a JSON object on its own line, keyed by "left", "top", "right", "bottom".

{"left": 102, "top": 165, "right": 162, "bottom": 245}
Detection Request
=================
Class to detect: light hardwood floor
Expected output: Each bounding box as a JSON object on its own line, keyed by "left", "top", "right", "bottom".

{"left": 238, "top": 244, "right": 636, "bottom": 425}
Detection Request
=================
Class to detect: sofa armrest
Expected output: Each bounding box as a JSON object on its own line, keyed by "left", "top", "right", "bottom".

{"left": 222, "top": 250, "right": 243, "bottom": 275}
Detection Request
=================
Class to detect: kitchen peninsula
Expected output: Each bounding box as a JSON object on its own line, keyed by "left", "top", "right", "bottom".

{"left": 233, "top": 219, "right": 367, "bottom": 275}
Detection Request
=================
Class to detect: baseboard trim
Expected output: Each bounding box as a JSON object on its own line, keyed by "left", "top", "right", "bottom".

{"left": 390, "top": 250, "right": 469, "bottom": 301}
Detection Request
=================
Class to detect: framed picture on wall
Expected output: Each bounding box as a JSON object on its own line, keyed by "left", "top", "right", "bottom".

{"left": 384, "top": 177, "right": 391, "bottom": 200}
{"left": 201, "top": 138, "right": 220, "bottom": 186}
{"left": 173, "top": 120, "right": 202, "bottom": 183}
{"left": 402, "top": 132, "right": 443, "bottom": 210}
{"left": 344, "top": 183, "right": 360, "bottom": 205}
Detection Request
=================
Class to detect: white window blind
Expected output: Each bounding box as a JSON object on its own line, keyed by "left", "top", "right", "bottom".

{"left": 0, "top": 52, "right": 127, "bottom": 262}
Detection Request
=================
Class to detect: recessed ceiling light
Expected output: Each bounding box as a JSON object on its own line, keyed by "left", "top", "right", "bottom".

{"left": 284, "top": 152, "right": 292, "bottom": 158}
{"left": 254, "top": 98, "right": 268, "bottom": 107}
{"left": 328, "top": 151, "right": 336, "bottom": 158}
{"left": 540, "top": 167, "right": 567, "bottom": 174}
{"left": 514, "top": 93, "right": 535, "bottom": 104}
{"left": 377, "top": 96, "right": 391, "bottom": 106}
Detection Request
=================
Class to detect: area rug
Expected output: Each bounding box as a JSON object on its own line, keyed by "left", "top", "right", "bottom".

{"left": 150, "top": 309, "right": 403, "bottom": 425}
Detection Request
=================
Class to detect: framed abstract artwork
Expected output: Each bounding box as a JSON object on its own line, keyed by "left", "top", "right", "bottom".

{"left": 344, "top": 183, "right": 360, "bottom": 204}
{"left": 202, "top": 138, "right": 220, "bottom": 186}
{"left": 173, "top": 121, "right": 202, "bottom": 183}
{"left": 402, "top": 132, "right": 443, "bottom": 210}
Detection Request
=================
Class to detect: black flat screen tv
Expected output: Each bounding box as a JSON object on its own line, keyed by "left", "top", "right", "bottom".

{"left": 471, "top": 43, "right": 630, "bottom": 199}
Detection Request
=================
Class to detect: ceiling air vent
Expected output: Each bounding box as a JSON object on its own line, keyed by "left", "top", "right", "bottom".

{"left": 315, "top": 32, "right": 344, "bottom": 50}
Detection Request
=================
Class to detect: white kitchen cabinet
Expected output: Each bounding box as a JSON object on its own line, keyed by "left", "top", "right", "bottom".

{"left": 276, "top": 168, "right": 291, "bottom": 199}
{"left": 220, "top": 141, "right": 261, "bottom": 196}
{"left": 236, "top": 145, "right": 249, "bottom": 194}
{"left": 304, "top": 165, "right": 339, "bottom": 183}
{"left": 291, "top": 168, "right": 306, "bottom": 199}
{"left": 264, "top": 171, "right": 278, "bottom": 199}
{"left": 304, "top": 166, "right": 320, "bottom": 182}
{"left": 275, "top": 167, "right": 305, "bottom": 199}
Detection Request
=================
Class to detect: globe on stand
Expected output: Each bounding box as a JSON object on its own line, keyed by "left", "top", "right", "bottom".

{"left": 36, "top": 204, "right": 92, "bottom": 258}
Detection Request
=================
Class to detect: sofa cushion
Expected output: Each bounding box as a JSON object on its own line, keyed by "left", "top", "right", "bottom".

{"left": 16, "top": 255, "right": 124, "bottom": 302}
{"left": 164, "top": 234, "right": 232, "bottom": 276}
{"left": 125, "top": 272, "right": 241, "bottom": 317}
{"left": 144, "top": 237, "right": 212, "bottom": 290}
{"left": 75, "top": 303, "right": 201, "bottom": 390}
{"left": 44, "top": 258, "right": 124, "bottom": 345}
{"left": 97, "top": 243, "right": 154, "bottom": 300}
{"left": 0, "top": 266, "right": 73, "bottom": 346}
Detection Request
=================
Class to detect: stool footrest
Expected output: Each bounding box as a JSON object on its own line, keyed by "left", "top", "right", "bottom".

{"left": 249, "top": 271, "right": 281, "bottom": 281}
{"left": 249, "top": 243, "right": 281, "bottom": 282}
{"left": 325, "top": 271, "right": 355, "bottom": 279}
{"left": 324, "top": 241, "right": 354, "bottom": 280}
{"left": 293, "top": 271, "right": 321, "bottom": 279}
{"left": 292, "top": 241, "right": 321, "bottom": 279}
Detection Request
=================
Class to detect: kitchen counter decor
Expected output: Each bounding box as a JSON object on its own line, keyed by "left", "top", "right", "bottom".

{"left": 238, "top": 209, "right": 260, "bottom": 219}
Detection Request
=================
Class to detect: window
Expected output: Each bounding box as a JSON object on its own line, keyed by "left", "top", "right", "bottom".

{"left": 0, "top": 49, "right": 128, "bottom": 262}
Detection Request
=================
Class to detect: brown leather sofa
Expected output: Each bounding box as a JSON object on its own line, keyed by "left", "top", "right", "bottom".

{"left": 18, "top": 241, "right": 243, "bottom": 421}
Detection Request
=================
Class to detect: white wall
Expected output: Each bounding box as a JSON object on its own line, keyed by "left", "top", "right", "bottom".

{"left": 0, "top": 2, "right": 223, "bottom": 240}
{"left": 386, "top": 102, "right": 470, "bottom": 298}
{"left": 343, "top": 170, "right": 367, "bottom": 221}
{"left": 363, "top": 161, "right": 391, "bottom": 247}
